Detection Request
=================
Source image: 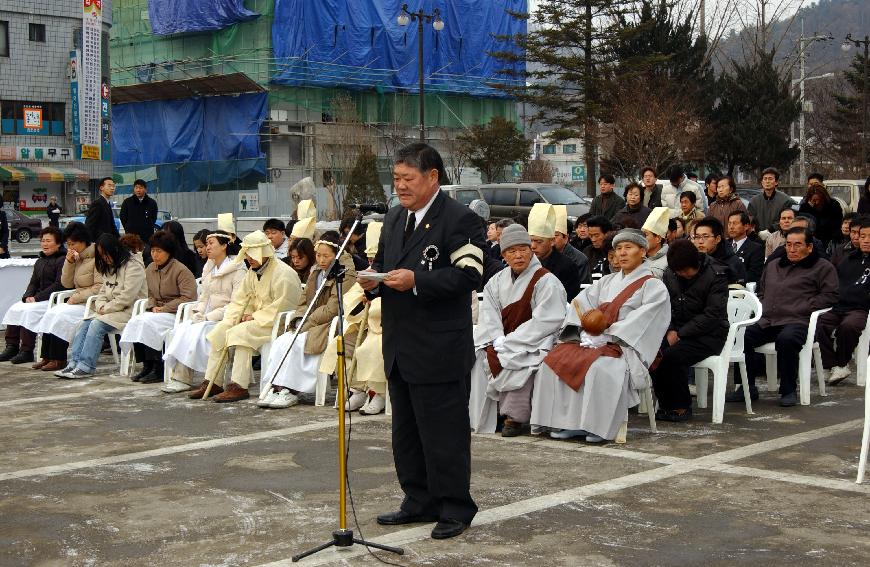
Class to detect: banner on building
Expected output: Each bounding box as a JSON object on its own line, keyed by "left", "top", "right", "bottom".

{"left": 70, "top": 50, "right": 80, "bottom": 145}
{"left": 81, "top": 0, "right": 102, "bottom": 160}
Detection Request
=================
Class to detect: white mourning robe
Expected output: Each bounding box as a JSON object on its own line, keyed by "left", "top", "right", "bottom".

{"left": 469, "top": 256, "right": 567, "bottom": 432}
{"left": 531, "top": 265, "right": 670, "bottom": 440}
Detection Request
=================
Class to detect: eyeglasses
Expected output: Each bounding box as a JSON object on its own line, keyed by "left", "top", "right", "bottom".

{"left": 693, "top": 234, "right": 716, "bottom": 241}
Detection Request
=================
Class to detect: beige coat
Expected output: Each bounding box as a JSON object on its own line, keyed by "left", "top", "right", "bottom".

{"left": 192, "top": 256, "right": 247, "bottom": 322}
{"left": 292, "top": 253, "right": 357, "bottom": 355}
{"left": 145, "top": 258, "right": 197, "bottom": 314}
{"left": 92, "top": 252, "right": 148, "bottom": 329}
{"left": 61, "top": 244, "right": 103, "bottom": 305}
{"left": 207, "top": 257, "right": 301, "bottom": 351}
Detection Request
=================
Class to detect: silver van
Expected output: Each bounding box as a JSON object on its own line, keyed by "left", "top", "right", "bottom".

{"left": 443, "top": 183, "right": 590, "bottom": 223}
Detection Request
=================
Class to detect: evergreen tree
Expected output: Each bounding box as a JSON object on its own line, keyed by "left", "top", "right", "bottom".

{"left": 830, "top": 49, "right": 870, "bottom": 172}
{"left": 711, "top": 51, "right": 800, "bottom": 175}
{"left": 343, "top": 148, "right": 385, "bottom": 209}
{"left": 457, "top": 117, "right": 530, "bottom": 183}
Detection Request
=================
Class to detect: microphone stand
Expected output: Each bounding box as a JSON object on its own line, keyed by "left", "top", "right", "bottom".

{"left": 291, "top": 211, "right": 404, "bottom": 563}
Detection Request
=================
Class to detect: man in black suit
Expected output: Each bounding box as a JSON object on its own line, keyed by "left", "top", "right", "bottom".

{"left": 0, "top": 207, "right": 9, "bottom": 259}
{"left": 120, "top": 179, "right": 158, "bottom": 243}
{"left": 727, "top": 211, "right": 764, "bottom": 284}
{"left": 358, "top": 143, "right": 484, "bottom": 540}
{"left": 85, "top": 177, "right": 119, "bottom": 239}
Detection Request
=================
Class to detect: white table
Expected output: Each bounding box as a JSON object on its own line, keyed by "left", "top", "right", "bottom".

{"left": 0, "top": 258, "right": 37, "bottom": 327}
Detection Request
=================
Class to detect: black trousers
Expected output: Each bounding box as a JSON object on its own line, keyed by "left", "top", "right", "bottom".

{"left": 40, "top": 334, "right": 68, "bottom": 361}
{"left": 133, "top": 343, "right": 162, "bottom": 363}
{"left": 815, "top": 310, "right": 867, "bottom": 369}
{"left": 5, "top": 325, "right": 35, "bottom": 352}
{"left": 387, "top": 362, "right": 478, "bottom": 525}
{"left": 652, "top": 335, "right": 724, "bottom": 410}
{"left": 744, "top": 323, "right": 807, "bottom": 395}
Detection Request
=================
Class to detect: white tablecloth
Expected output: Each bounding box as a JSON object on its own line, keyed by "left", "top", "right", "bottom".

{"left": 0, "top": 259, "right": 38, "bottom": 328}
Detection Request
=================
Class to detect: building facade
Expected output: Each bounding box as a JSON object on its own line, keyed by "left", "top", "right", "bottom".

{"left": 0, "top": 0, "right": 113, "bottom": 216}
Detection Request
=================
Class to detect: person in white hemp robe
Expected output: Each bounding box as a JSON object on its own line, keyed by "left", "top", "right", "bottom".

{"left": 531, "top": 228, "right": 671, "bottom": 443}
{"left": 470, "top": 224, "right": 567, "bottom": 436}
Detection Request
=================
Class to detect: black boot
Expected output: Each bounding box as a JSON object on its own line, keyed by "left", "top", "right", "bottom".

{"left": 10, "top": 350, "right": 34, "bottom": 364}
{"left": 141, "top": 361, "right": 164, "bottom": 384}
{"left": 0, "top": 344, "right": 19, "bottom": 362}
{"left": 131, "top": 361, "right": 155, "bottom": 382}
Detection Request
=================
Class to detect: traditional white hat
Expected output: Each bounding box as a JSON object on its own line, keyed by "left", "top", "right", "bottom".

{"left": 217, "top": 213, "right": 236, "bottom": 235}
{"left": 296, "top": 199, "right": 316, "bottom": 220}
{"left": 642, "top": 206, "right": 670, "bottom": 238}
{"left": 342, "top": 283, "right": 368, "bottom": 325}
{"left": 236, "top": 230, "right": 274, "bottom": 264}
{"left": 528, "top": 203, "right": 556, "bottom": 239}
{"left": 364, "top": 221, "right": 382, "bottom": 259}
{"left": 290, "top": 216, "right": 316, "bottom": 240}
{"left": 553, "top": 205, "right": 568, "bottom": 235}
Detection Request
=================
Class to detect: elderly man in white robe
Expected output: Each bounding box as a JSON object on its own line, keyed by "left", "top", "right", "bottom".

{"left": 470, "top": 224, "right": 567, "bottom": 436}
{"left": 531, "top": 228, "right": 671, "bottom": 443}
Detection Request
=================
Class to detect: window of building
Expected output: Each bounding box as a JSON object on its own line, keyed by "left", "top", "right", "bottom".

{"left": 542, "top": 144, "right": 556, "bottom": 155}
{"left": 562, "top": 144, "right": 577, "bottom": 154}
{"left": 29, "top": 23, "right": 46, "bottom": 43}
{"left": 0, "top": 21, "right": 9, "bottom": 57}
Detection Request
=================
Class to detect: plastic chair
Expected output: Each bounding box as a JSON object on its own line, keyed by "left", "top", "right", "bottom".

{"left": 83, "top": 295, "right": 129, "bottom": 374}
{"left": 693, "top": 289, "right": 762, "bottom": 424}
{"left": 162, "top": 301, "right": 198, "bottom": 383}
{"left": 36, "top": 290, "right": 75, "bottom": 358}
{"left": 615, "top": 374, "right": 657, "bottom": 444}
{"left": 857, "top": 354, "right": 870, "bottom": 483}
{"left": 755, "top": 308, "right": 831, "bottom": 405}
{"left": 813, "top": 313, "right": 870, "bottom": 388}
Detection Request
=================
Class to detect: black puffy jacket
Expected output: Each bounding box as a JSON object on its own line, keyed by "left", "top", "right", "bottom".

{"left": 23, "top": 247, "right": 67, "bottom": 301}
{"left": 663, "top": 256, "right": 729, "bottom": 342}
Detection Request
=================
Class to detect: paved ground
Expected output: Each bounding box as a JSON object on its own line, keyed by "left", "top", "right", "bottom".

{"left": 2, "top": 355, "right": 869, "bottom": 567}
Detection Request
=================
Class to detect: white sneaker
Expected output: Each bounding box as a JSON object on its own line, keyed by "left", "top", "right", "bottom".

{"left": 359, "top": 393, "right": 386, "bottom": 415}
{"left": 161, "top": 379, "right": 192, "bottom": 393}
{"left": 827, "top": 366, "right": 851, "bottom": 385}
{"left": 258, "top": 389, "right": 279, "bottom": 408}
{"left": 269, "top": 389, "right": 299, "bottom": 409}
{"left": 55, "top": 364, "right": 76, "bottom": 378}
{"left": 345, "top": 389, "right": 368, "bottom": 411}
{"left": 584, "top": 434, "right": 606, "bottom": 443}
{"left": 549, "top": 429, "right": 589, "bottom": 440}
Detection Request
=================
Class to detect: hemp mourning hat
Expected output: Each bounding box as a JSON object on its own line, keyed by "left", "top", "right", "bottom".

{"left": 296, "top": 199, "right": 316, "bottom": 220}
{"left": 553, "top": 205, "right": 569, "bottom": 235}
{"left": 613, "top": 228, "right": 649, "bottom": 249}
{"left": 500, "top": 224, "right": 532, "bottom": 251}
{"left": 528, "top": 203, "right": 556, "bottom": 239}
{"left": 217, "top": 213, "right": 236, "bottom": 235}
{"left": 364, "top": 221, "right": 382, "bottom": 258}
{"left": 642, "top": 207, "right": 670, "bottom": 238}
{"left": 236, "top": 230, "right": 274, "bottom": 264}
{"left": 291, "top": 216, "right": 316, "bottom": 240}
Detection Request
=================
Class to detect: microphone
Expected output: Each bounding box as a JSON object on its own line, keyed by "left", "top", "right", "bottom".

{"left": 351, "top": 202, "right": 388, "bottom": 214}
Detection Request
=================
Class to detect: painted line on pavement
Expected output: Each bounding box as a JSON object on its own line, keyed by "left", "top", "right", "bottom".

{"left": 0, "top": 385, "right": 145, "bottom": 408}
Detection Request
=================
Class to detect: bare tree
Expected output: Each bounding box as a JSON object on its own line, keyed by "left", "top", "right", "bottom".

{"left": 521, "top": 158, "right": 555, "bottom": 183}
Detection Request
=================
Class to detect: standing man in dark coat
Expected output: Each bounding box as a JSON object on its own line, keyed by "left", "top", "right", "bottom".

{"left": 85, "top": 177, "right": 119, "bottom": 239}
{"left": 0, "top": 207, "right": 9, "bottom": 259}
{"left": 358, "top": 143, "right": 484, "bottom": 540}
{"left": 640, "top": 167, "right": 663, "bottom": 208}
{"left": 46, "top": 195, "right": 62, "bottom": 228}
{"left": 589, "top": 174, "right": 625, "bottom": 221}
{"left": 120, "top": 179, "right": 158, "bottom": 244}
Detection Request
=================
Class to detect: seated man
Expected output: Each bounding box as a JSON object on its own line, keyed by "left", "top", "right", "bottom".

{"left": 767, "top": 215, "right": 828, "bottom": 262}
{"left": 531, "top": 229, "right": 671, "bottom": 443}
{"left": 554, "top": 205, "right": 591, "bottom": 285}
{"left": 727, "top": 211, "right": 764, "bottom": 284}
{"left": 642, "top": 207, "right": 671, "bottom": 278}
{"left": 189, "top": 231, "right": 301, "bottom": 403}
{"left": 469, "top": 224, "right": 567, "bottom": 436}
{"left": 692, "top": 217, "right": 746, "bottom": 287}
{"left": 263, "top": 218, "right": 289, "bottom": 260}
{"left": 580, "top": 215, "right": 613, "bottom": 280}
{"left": 816, "top": 216, "right": 870, "bottom": 385}
{"left": 732, "top": 227, "right": 838, "bottom": 406}
{"left": 764, "top": 208, "right": 795, "bottom": 258}
{"left": 829, "top": 213, "right": 861, "bottom": 267}
{"left": 528, "top": 203, "right": 580, "bottom": 300}
{"left": 651, "top": 240, "right": 728, "bottom": 421}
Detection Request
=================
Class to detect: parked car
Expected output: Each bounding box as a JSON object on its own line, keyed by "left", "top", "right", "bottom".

{"left": 736, "top": 187, "right": 761, "bottom": 209}
{"left": 443, "top": 183, "right": 590, "bottom": 224}
{"left": 824, "top": 179, "right": 865, "bottom": 213}
{"left": 154, "top": 210, "right": 174, "bottom": 229}
{"left": 59, "top": 204, "right": 123, "bottom": 234}
{"left": 4, "top": 209, "right": 43, "bottom": 243}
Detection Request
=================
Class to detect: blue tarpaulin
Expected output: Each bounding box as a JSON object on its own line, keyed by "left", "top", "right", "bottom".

{"left": 271, "top": 0, "right": 526, "bottom": 98}
{"left": 148, "top": 0, "right": 259, "bottom": 36}
{"left": 111, "top": 93, "right": 267, "bottom": 167}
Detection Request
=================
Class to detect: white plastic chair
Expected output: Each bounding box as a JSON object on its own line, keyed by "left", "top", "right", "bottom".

{"left": 83, "top": 295, "right": 130, "bottom": 374}
{"left": 812, "top": 313, "right": 870, "bottom": 388}
{"left": 162, "top": 301, "right": 198, "bottom": 383}
{"left": 36, "top": 290, "right": 75, "bottom": 358}
{"left": 615, "top": 375, "right": 657, "bottom": 444}
{"left": 693, "top": 290, "right": 762, "bottom": 424}
{"left": 755, "top": 307, "right": 831, "bottom": 405}
{"left": 857, "top": 354, "right": 870, "bottom": 483}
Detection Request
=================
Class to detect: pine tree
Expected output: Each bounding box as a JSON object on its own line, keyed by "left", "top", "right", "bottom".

{"left": 343, "top": 148, "right": 385, "bottom": 209}
{"left": 457, "top": 117, "right": 530, "bottom": 183}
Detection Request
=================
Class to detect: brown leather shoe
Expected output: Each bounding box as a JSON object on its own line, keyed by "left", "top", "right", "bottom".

{"left": 32, "top": 359, "right": 49, "bottom": 370}
{"left": 212, "top": 382, "right": 250, "bottom": 403}
{"left": 188, "top": 381, "right": 224, "bottom": 400}
{"left": 41, "top": 360, "right": 64, "bottom": 372}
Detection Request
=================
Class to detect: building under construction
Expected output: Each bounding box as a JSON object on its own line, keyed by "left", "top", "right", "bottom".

{"left": 110, "top": 0, "right": 525, "bottom": 219}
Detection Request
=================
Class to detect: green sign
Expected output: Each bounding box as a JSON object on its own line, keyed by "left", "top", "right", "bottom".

{"left": 571, "top": 165, "right": 586, "bottom": 181}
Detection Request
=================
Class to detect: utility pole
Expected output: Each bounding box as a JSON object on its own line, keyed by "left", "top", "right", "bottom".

{"left": 796, "top": 20, "right": 831, "bottom": 183}
{"left": 699, "top": 0, "right": 705, "bottom": 38}
{"left": 842, "top": 34, "right": 870, "bottom": 167}
{"left": 397, "top": 4, "right": 444, "bottom": 142}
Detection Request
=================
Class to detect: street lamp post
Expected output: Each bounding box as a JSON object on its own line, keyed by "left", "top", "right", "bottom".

{"left": 792, "top": 72, "right": 834, "bottom": 183}
{"left": 397, "top": 3, "right": 444, "bottom": 142}
{"left": 795, "top": 20, "right": 831, "bottom": 183}
{"left": 842, "top": 33, "right": 870, "bottom": 167}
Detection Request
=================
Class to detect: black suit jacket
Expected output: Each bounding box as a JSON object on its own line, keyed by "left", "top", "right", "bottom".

{"left": 85, "top": 196, "right": 119, "bottom": 239}
{"left": 731, "top": 238, "right": 764, "bottom": 283}
{"left": 370, "top": 191, "right": 485, "bottom": 384}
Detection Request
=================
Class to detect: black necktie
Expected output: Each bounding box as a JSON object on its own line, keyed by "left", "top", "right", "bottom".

{"left": 404, "top": 212, "right": 416, "bottom": 245}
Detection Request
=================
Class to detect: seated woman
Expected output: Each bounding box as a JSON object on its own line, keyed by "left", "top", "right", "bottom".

{"left": 259, "top": 231, "right": 357, "bottom": 409}
{"left": 120, "top": 231, "right": 197, "bottom": 384}
{"left": 192, "top": 229, "right": 210, "bottom": 278}
{"left": 35, "top": 222, "right": 103, "bottom": 371}
{"left": 0, "top": 227, "right": 66, "bottom": 364}
{"left": 56, "top": 234, "right": 147, "bottom": 379}
{"left": 284, "top": 237, "right": 315, "bottom": 283}
{"left": 162, "top": 230, "right": 245, "bottom": 393}
{"left": 531, "top": 229, "right": 671, "bottom": 443}
{"left": 161, "top": 220, "right": 201, "bottom": 278}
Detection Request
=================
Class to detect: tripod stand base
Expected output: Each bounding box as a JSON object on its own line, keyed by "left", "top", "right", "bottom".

{"left": 291, "top": 529, "right": 404, "bottom": 562}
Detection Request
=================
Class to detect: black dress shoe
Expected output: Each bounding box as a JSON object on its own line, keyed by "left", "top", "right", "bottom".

{"left": 0, "top": 345, "right": 19, "bottom": 362}
{"left": 9, "top": 350, "right": 34, "bottom": 364}
{"left": 376, "top": 510, "right": 438, "bottom": 526}
{"left": 431, "top": 518, "right": 468, "bottom": 539}
{"left": 779, "top": 391, "right": 798, "bottom": 407}
{"left": 131, "top": 362, "right": 155, "bottom": 382}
